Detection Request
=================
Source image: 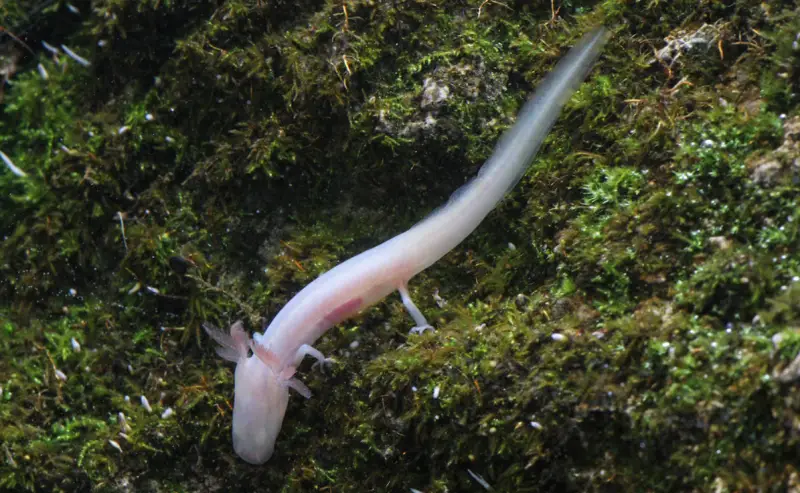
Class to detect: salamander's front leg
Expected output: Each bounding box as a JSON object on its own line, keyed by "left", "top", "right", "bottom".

{"left": 249, "top": 338, "right": 313, "bottom": 399}
{"left": 292, "top": 344, "right": 336, "bottom": 373}
{"left": 398, "top": 284, "right": 434, "bottom": 334}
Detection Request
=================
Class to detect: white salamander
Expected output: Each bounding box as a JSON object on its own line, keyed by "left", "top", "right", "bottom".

{"left": 205, "top": 27, "right": 608, "bottom": 464}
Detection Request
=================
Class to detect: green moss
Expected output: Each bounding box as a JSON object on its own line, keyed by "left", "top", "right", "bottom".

{"left": 5, "top": 0, "right": 800, "bottom": 491}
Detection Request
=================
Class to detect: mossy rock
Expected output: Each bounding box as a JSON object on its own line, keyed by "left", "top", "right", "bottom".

{"left": 3, "top": 0, "right": 800, "bottom": 491}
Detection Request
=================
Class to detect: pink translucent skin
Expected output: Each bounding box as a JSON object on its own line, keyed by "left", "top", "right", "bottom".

{"left": 232, "top": 356, "right": 288, "bottom": 464}
{"left": 210, "top": 27, "right": 609, "bottom": 464}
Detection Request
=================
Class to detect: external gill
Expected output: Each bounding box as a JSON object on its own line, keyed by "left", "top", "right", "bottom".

{"left": 204, "top": 320, "right": 327, "bottom": 399}
{"left": 202, "top": 321, "right": 249, "bottom": 362}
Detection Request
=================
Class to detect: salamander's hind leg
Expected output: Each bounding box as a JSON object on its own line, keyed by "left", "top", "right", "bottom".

{"left": 398, "top": 284, "right": 434, "bottom": 334}
{"left": 292, "top": 344, "right": 336, "bottom": 373}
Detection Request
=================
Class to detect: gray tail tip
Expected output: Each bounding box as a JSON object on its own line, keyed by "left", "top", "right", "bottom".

{"left": 583, "top": 25, "right": 611, "bottom": 48}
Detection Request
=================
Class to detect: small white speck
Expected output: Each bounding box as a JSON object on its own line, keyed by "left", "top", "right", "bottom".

{"left": 0, "top": 150, "right": 27, "bottom": 177}
{"left": 118, "top": 412, "right": 132, "bottom": 433}
{"left": 118, "top": 126, "right": 130, "bottom": 135}
{"left": 97, "top": 40, "right": 107, "bottom": 47}
{"left": 140, "top": 395, "right": 152, "bottom": 413}
{"left": 701, "top": 139, "right": 715, "bottom": 148}
{"left": 165, "top": 136, "right": 175, "bottom": 143}
{"left": 124, "top": 395, "right": 130, "bottom": 403}
{"left": 433, "top": 386, "right": 440, "bottom": 399}
{"left": 161, "top": 407, "right": 174, "bottom": 419}
{"left": 349, "top": 340, "right": 360, "bottom": 349}
{"left": 69, "top": 288, "right": 77, "bottom": 296}
{"left": 433, "top": 289, "right": 447, "bottom": 308}
{"left": 108, "top": 440, "right": 123, "bottom": 453}
{"left": 662, "top": 341, "right": 670, "bottom": 348}
{"left": 780, "top": 113, "right": 787, "bottom": 119}
{"left": 66, "top": 3, "right": 80, "bottom": 14}
{"left": 127, "top": 364, "right": 133, "bottom": 374}
{"left": 42, "top": 40, "right": 59, "bottom": 54}
{"left": 146, "top": 286, "right": 160, "bottom": 294}
{"left": 71, "top": 338, "right": 81, "bottom": 352}
{"left": 508, "top": 242, "right": 516, "bottom": 251}
{"left": 54, "top": 369, "right": 68, "bottom": 381}
{"left": 145, "top": 113, "right": 154, "bottom": 121}
{"left": 37, "top": 63, "right": 49, "bottom": 79}
{"left": 551, "top": 333, "right": 567, "bottom": 342}
{"left": 711, "top": 342, "right": 718, "bottom": 349}
{"left": 60, "top": 44, "right": 91, "bottom": 67}
{"left": 467, "top": 469, "right": 492, "bottom": 491}
{"left": 592, "top": 331, "right": 605, "bottom": 339}
{"left": 411, "top": 386, "right": 418, "bottom": 392}
{"left": 530, "top": 421, "right": 543, "bottom": 430}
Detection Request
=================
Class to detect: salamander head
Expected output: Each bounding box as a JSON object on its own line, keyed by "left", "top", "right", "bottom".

{"left": 203, "top": 321, "right": 312, "bottom": 464}
{"left": 232, "top": 355, "right": 289, "bottom": 464}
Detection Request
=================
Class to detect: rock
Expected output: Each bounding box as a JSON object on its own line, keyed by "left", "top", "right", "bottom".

{"left": 748, "top": 116, "right": 800, "bottom": 187}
